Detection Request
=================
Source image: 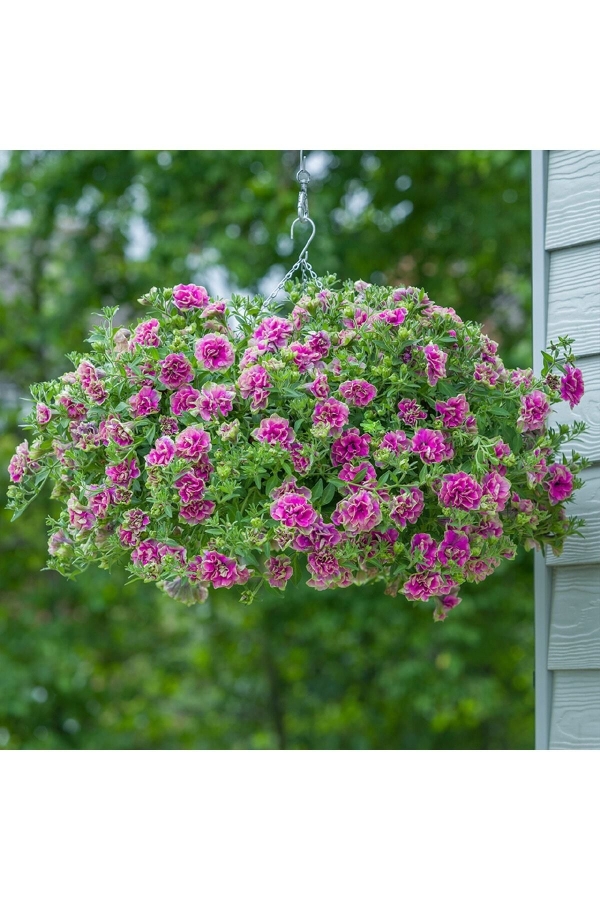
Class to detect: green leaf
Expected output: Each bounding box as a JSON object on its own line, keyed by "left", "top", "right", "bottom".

{"left": 311, "top": 479, "right": 324, "bottom": 501}
{"left": 322, "top": 481, "right": 337, "bottom": 505}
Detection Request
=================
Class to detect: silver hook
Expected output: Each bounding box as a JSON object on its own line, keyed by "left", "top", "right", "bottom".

{"left": 290, "top": 216, "right": 316, "bottom": 259}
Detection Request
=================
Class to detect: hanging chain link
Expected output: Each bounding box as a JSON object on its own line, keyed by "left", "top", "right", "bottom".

{"left": 266, "top": 150, "right": 323, "bottom": 303}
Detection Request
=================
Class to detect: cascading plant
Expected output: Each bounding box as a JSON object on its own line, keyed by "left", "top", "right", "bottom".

{"left": 6, "top": 278, "right": 588, "bottom": 620}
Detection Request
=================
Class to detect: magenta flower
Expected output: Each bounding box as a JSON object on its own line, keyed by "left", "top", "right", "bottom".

{"left": 390, "top": 487, "right": 424, "bottom": 528}
{"left": 67, "top": 496, "right": 96, "bottom": 532}
{"left": 306, "top": 550, "right": 342, "bottom": 588}
{"left": 105, "top": 457, "right": 140, "bottom": 487}
{"left": 174, "top": 426, "right": 211, "bottom": 461}
{"left": 338, "top": 461, "right": 377, "bottom": 489}
{"left": 266, "top": 555, "right": 294, "bottom": 589}
{"left": 437, "top": 530, "right": 471, "bottom": 567}
{"left": 438, "top": 472, "right": 482, "bottom": 510}
{"left": 465, "top": 557, "right": 497, "bottom": 583}
{"left": 85, "top": 380, "right": 108, "bottom": 405}
{"left": 289, "top": 341, "right": 321, "bottom": 372}
{"left": 313, "top": 398, "right": 350, "bottom": 436}
{"left": 172, "top": 283, "right": 209, "bottom": 311}
{"left": 86, "top": 486, "right": 114, "bottom": 518}
{"left": 517, "top": 390, "right": 550, "bottom": 432}
{"left": 199, "top": 550, "right": 246, "bottom": 588}
{"left": 253, "top": 316, "right": 293, "bottom": 349}
{"left": 201, "top": 300, "right": 226, "bottom": 318}
{"left": 58, "top": 395, "right": 87, "bottom": 421}
{"left": 131, "top": 539, "right": 162, "bottom": 566}
{"left": 377, "top": 307, "right": 407, "bottom": 325}
{"left": 131, "top": 318, "right": 161, "bottom": 348}
{"left": 474, "top": 362, "right": 500, "bottom": 386}
{"left": 8, "top": 441, "right": 35, "bottom": 483}
{"left": 306, "top": 372, "right": 329, "bottom": 398}
{"left": 170, "top": 385, "right": 201, "bottom": 417}
{"left": 48, "top": 529, "right": 73, "bottom": 557}
{"left": 271, "top": 477, "right": 312, "bottom": 501}
{"left": 36, "top": 403, "right": 52, "bottom": 426}
{"left": 331, "top": 428, "right": 371, "bottom": 467}
{"left": 196, "top": 384, "right": 235, "bottom": 421}
{"left": 411, "top": 533, "right": 438, "bottom": 568}
{"left": 379, "top": 431, "right": 410, "bottom": 454}
{"left": 423, "top": 343, "right": 447, "bottom": 387}
{"left": 159, "top": 353, "right": 194, "bottom": 389}
{"left": 179, "top": 499, "right": 216, "bottom": 524}
{"left": 105, "top": 416, "right": 134, "bottom": 447}
{"left": 339, "top": 379, "right": 377, "bottom": 407}
{"left": 332, "top": 489, "right": 382, "bottom": 534}
{"left": 252, "top": 414, "right": 294, "bottom": 448}
{"left": 175, "top": 469, "right": 207, "bottom": 503}
{"left": 306, "top": 330, "right": 331, "bottom": 359}
{"left": 511, "top": 368, "right": 534, "bottom": 388}
{"left": 546, "top": 464, "right": 574, "bottom": 504}
{"left": 354, "top": 280, "right": 371, "bottom": 293}
{"left": 237, "top": 364, "right": 271, "bottom": 411}
{"left": 411, "top": 428, "right": 453, "bottom": 464}
{"left": 194, "top": 334, "right": 235, "bottom": 371}
{"left": 397, "top": 398, "right": 428, "bottom": 427}
{"left": 270, "top": 492, "right": 317, "bottom": 529}
{"left": 494, "top": 440, "right": 511, "bottom": 459}
{"left": 435, "top": 394, "right": 469, "bottom": 428}
{"left": 482, "top": 471, "right": 511, "bottom": 511}
{"left": 402, "top": 572, "right": 443, "bottom": 601}
{"left": 292, "top": 517, "right": 341, "bottom": 552}
{"left": 560, "top": 365, "right": 584, "bottom": 409}
{"left": 146, "top": 436, "right": 175, "bottom": 466}
{"left": 129, "top": 385, "right": 160, "bottom": 417}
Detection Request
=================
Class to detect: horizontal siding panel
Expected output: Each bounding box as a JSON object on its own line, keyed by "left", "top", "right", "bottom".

{"left": 550, "top": 670, "right": 600, "bottom": 748}
{"left": 549, "top": 355, "right": 600, "bottom": 461}
{"left": 547, "top": 243, "right": 600, "bottom": 358}
{"left": 548, "top": 566, "right": 600, "bottom": 669}
{"left": 545, "top": 151, "right": 600, "bottom": 250}
{"left": 547, "top": 466, "right": 600, "bottom": 566}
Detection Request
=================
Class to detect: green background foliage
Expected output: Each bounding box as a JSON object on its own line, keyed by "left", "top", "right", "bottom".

{"left": 0, "top": 150, "right": 534, "bottom": 749}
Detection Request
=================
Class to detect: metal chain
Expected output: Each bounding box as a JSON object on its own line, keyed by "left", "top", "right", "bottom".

{"left": 265, "top": 150, "right": 324, "bottom": 303}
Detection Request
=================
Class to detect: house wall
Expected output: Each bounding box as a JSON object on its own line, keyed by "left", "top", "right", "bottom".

{"left": 532, "top": 150, "right": 600, "bottom": 749}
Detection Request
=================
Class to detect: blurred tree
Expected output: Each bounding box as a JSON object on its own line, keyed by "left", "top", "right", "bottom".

{"left": 0, "top": 150, "right": 534, "bottom": 749}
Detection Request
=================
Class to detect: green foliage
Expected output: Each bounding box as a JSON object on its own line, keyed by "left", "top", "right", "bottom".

{"left": 0, "top": 150, "right": 535, "bottom": 749}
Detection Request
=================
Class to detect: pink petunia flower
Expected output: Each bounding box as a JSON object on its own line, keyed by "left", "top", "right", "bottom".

{"left": 517, "top": 390, "right": 550, "bottom": 432}
{"left": 389, "top": 487, "right": 425, "bottom": 528}
{"left": 437, "top": 530, "right": 471, "bottom": 567}
{"left": 252, "top": 414, "right": 294, "bottom": 448}
{"left": 332, "top": 489, "right": 382, "bottom": 534}
{"left": 36, "top": 403, "right": 52, "bottom": 426}
{"left": 266, "top": 555, "right": 294, "bottom": 589}
{"left": 397, "top": 398, "right": 428, "bottom": 427}
{"left": 546, "top": 464, "right": 574, "bottom": 504}
{"left": 170, "top": 385, "right": 201, "bottom": 417}
{"left": 270, "top": 492, "right": 317, "bottom": 529}
{"left": 130, "top": 318, "right": 161, "bottom": 348}
{"left": 253, "top": 316, "right": 293, "bottom": 349}
{"left": 174, "top": 426, "right": 211, "bottom": 461}
{"left": 435, "top": 394, "right": 469, "bottom": 428}
{"left": 146, "top": 436, "right": 176, "bottom": 466}
{"left": 560, "top": 364, "right": 584, "bottom": 409}
{"left": 237, "top": 365, "right": 271, "bottom": 411}
{"left": 172, "top": 283, "right": 209, "bottom": 311}
{"left": 402, "top": 572, "right": 443, "bottom": 601}
{"left": 411, "top": 533, "right": 438, "bottom": 568}
{"left": 158, "top": 353, "right": 194, "bottom": 389}
{"left": 423, "top": 343, "right": 447, "bottom": 387}
{"left": 411, "top": 428, "right": 454, "bottom": 464}
{"left": 129, "top": 385, "right": 160, "bottom": 417}
{"left": 331, "top": 428, "right": 371, "bottom": 467}
{"left": 313, "top": 398, "right": 350, "bottom": 436}
{"left": 338, "top": 379, "right": 377, "bottom": 407}
{"left": 438, "top": 472, "right": 482, "bottom": 510}
{"left": 194, "top": 334, "right": 235, "bottom": 371}
{"left": 196, "top": 383, "right": 236, "bottom": 421}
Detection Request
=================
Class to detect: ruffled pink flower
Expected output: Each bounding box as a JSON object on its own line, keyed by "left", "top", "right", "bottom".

{"left": 411, "top": 428, "right": 453, "bottom": 464}
{"left": 170, "top": 385, "right": 201, "bottom": 417}
{"left": 338, "top": 379, "right": 377, "bottom": 407}
{"left": 86, "top": 486, "right": 114, "bottom": 518}
{"left": 130, "top": 318, "right": 161, "bottom": 348}
{"left": 67, "top": 496, "right": 96, "bottom": 532}
{"left": 105, "top": 457, "right": 140, "bottom": 487}
{"left": 517, "top": 390, "right": 550, "bottom": 432}
{"left": 482, "top": 471, "right": 511, "bottom": 511}
{"left": 237, "top": 365, "right": 271, "bottom": 411}
{"left": 201, "top": 300, "right": 226, "bottom": 318}
{"left": 8, "top": 441, "right": 36, "bottom": 483}
{"left": 437, "top": 530, "right": 470, "bottom": 567}
{"left": 198, "top": 550, "right": 247, "bottom": 588}
{"left": 239, "top": 341, "right": 268, "bottom": 370}
{"left": 48, "top": 529, "right": 73, "bottom": 557}
{"left": 354, "top": 280, "right": 371, "bottom": 293}
{"left": 526, "top": 448, "right": 549, "bottom": 487}
{"left": 118, "top": 509, "right": 150, "bottom": 548}
{"left": 546, "top": 464, "right": 574, "bottom": 504}
{"left": 377, "top": 307, "right": 407, "bottom": 325}
{"left": 423, "top": 343, "right": 447, "bottom": 387}
{"left": 397, "top": 398, "right": 427, "bottom": 427}
{"left": 270, "top": 492, "right": 317, "bottom": 529}
{"left": 36, "top": 403, "right": 52, "bottom": 425}
{"left": 474, "top": 361, "right": 500, "bottom": 386}
{"left": 252, "top": 414, "right": 294, "bottom": 448}
{"left": 129, "top": 385, "right": 160, "bottom": 417}
{"left": 158, "top": 353, "right": 194, "bottom": 389}
{"left": 179, "top": 499, "right": 216, "bottom": 524}
{"left": 105, "top": 416, "right": 134, "bottom": 447}
{"left": 289, "top": 342, "right": 321, "bottom": 372}
{"left": 77, "top": 360, "right": 98, "bottom": 389}
{"left": 172, "top": 283, "right": 209, "bottom": 311}
{"left": 253, "top": 316, "right": 293, "bottom": 349}
{"left": 175, "top": 468, "right": 207, "bottom": 503}
{"left": 411, "top": 533, "right": 438, "bottom": 568}
{"left": 438, "top": 472, "right": 482, "bottom": 510}
{"left": 511, "top": 368, "right": 534, "bottom": 388}
{"left": 560, "top": 365, "right": 584, "bottom": 409}
{"left": 266, "top": 555, "right": 294, "bottom": 589}
{"left": 271, "top": 477, "right": 312, "bottom": 501}
{"left": 194, "top": 334, "right": 235, "bottom": 371}
{"left": 292, "top": 517, "right": 341, "bottom": 551}
{"left": 313, "top": 398, "right": 350, "bottom": 436}
{"left": 331, "top": 428, "right": 371, "bottom": 467}
{"left": 435, "top": 394, "right": 469, "bottom": 428}
{"left": 338, "top": 461, "right": 377, "bottom": 489}
{"left": 402, "top": 572, "right": 443, "bottom": 601}
{"left": 494, "top": 440, "right": 511, "bottom": 459}
{"left": 305, "top": 372, "right": 329, "bottom": 398}
{"left": 379, "top": 431, "right": 410, "bottom": 454}
{"left": 306, "top": 331, "right": 331, "bottom": 359}
{"left": 131, "top": 539, "right": 162, "bottom": 566}
{"left": 58, "top": 395, "right": 87, "bottom": 421}
{"left": 306, "top": 550, "right": 342, "bottom": 589}
{"left": 465, "top": 557, "right": 497, "bottom": 582}
{"left": 174, "top": 426, "right": 211, "bottom": 461}
{"left": 390, "top": 487, "right": 424, "bottom": 528}
{"left": 146, "top": 436, "right": 175, "bottom": 466}
{"left": 332, "top": 489, "right": 382, "bottom": 534}
{"left": 196, "top": 384, "right": 235, "bottom": 421}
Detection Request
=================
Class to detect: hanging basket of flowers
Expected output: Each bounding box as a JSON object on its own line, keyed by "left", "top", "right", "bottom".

{"left": 6, "top": 277, "right": 587, "bottom": 620}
